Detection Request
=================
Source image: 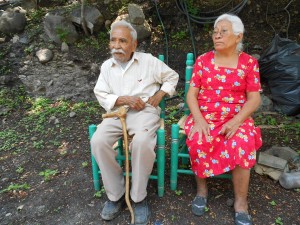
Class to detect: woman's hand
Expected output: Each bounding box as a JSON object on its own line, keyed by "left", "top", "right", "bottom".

{"left": 188, "top": 118, "right": 210, "bottom": 142}
{"left": 219, "top": 117, "right": 242, "bottom": 139}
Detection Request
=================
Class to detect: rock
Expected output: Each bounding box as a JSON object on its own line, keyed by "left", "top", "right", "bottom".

{"left": 44, "top": 13, "right": 79, "bottom": 44}
{"left": 254, "top": 164, "right": 284, "bottom": 180}
{"left": 12, "top": 34, "right": 19, "bottom": 43}
{"left": 90, "top": 63, "right": 100, "bottom": 74}
{"left": 257, "top": 152, "right": 288, "bottom": 171}
{"left": 128, "top": 3, "right": 145, "bottom": 25}
{"left": 49, "top": 116, "right": 57, "bottom": 124}
{"left": 115, "top": 14, "right": 151, "bottom": 41}
{"left": 19, "top": 35, "right": 29, "bottom": 44}
{"left": 0, "top": 7, "right": 26, "bottom": 34}
{"left": 279, "top": 172, "right": 300, "bottom": 189}
{"left": 257, "top": 94, "right": 273, "bottom": 112}
{"left": 265, "top": 146, "right": 299, "bottom": 161}
{"left": 252, "top": 53, "right": 260, "bottom": 60}
{"left": 70, "top": 5, "right": 104, "bottom": 34}
{"left": 104, "top": 20, "right": 111, "bottom": 30}
{"left": 61, "top": 42, "right": 69, "bottom": 53}
{"left": 69, "top": 111, "right": 76, "bottom": 118}
{"left": 36, "top": 49, "right": 53, "bottom": 63}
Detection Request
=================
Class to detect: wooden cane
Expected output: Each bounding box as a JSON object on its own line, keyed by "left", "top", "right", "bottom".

{"left": 102, "top": 106, "right": 134, "bottom": 224}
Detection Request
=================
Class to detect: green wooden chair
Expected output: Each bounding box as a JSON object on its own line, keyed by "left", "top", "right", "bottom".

{"left": 170, "top": 53, "right": 232, "bottom": 191}
{"left": 89, "top": 55, "right": 166, "bottom": 197}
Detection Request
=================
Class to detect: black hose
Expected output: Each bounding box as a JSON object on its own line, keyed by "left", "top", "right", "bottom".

{"left": 182, "top": 0, "right": 197, "bottom": 60}
{"left": 153, "top": 0, "right": 169, "bottom": 64}
{"left": 176, "top": 0, "right": 248, "bottom": 24}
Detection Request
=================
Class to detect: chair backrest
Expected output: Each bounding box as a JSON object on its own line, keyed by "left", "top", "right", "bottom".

{"left": 158, "top": 54, "right": 166, "bottom": 120}
{"left": 184, "top": 53, "right": 195, "bottom": 116}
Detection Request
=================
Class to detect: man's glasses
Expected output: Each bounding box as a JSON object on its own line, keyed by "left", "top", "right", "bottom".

{"left": 212, "top": 29, "right": 229, "bottom": 37}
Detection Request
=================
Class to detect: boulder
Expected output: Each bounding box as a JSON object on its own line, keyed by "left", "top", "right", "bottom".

{"left": 70, "top": 5, "right": 104, "bottom": 34}
{"left": 128, "top": 3, "right": 145, "bottom": 25}
{"left": 0, "top": 7, "right": 26, "bottom": 34}
{"left": 44, "top": 13, "right": 79, "bottom": 44}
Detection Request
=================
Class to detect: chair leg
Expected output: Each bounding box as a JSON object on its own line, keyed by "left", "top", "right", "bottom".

{"left": 89, "top": 125, "right": 101, "bottom": 191}
{"left": 117, "top": 138, "right": 124, "bottom": 166}
{"left": 170, "top": 124, "right": 180, "bottom": 191}
{"left": 157, "top": 129, "right": 165, "bottom": 197}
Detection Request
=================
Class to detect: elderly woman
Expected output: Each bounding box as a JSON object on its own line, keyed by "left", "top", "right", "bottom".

{"left": 184, "top": 14, "right": 262, "bottom": 225}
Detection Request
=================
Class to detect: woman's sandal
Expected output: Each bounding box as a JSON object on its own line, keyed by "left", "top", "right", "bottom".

{"left": 235, "top": 212, "right": 252, "bottom": 225}
{"left": 191, "top": 196, "right": 207, "bottom": 216}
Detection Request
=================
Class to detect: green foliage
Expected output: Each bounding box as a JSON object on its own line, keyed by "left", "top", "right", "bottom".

{"left": 39, "top": 169, "right": 59, "bottom": 181}
{"left": 16, "top": 166, "right": 24, "bottom": 174}
{"left": 275, "top": 217, "right": 283, "bottom": 225}
{"left": 33, "top": 140, "right": 45, "bottom": 150}
{"left": 171, "top": 31, "right": 187, "bottom": 42}
{"left": 255, "top": 114, "right": 278, "bottom": 126}
{"left": 76, "top": 33, "right": 109, "bottom": 50}
{"left": 0, "top": 183, "right": 30, "bottom": 193}
{"left": 0, "top": 86, "right": 103, "bottom": 155}
{"left": 0, "top": 129, "right": 26, "bottom": 152}
{"left": 0, "top": 46, "right": 12, "bottom": 76}
{"left": 185, "top": 0, "right": 199, "bottom": 16}
{"left": 175, "top": 190, "right": 182, "bottom": 196}
{"left": 27, "top": 8, "right": 45, "bottom": 25}
{"left": 94, "top": 187, "right": 105, "bottom": 198}
{"left": 0, "top": 86, "right": 28, "bottom": 112}
{"left": 82, "top": 161, "right": 88, "bottom": 168}
{"left": 269, "top": 200, "right": 277, "bottom": 206}
{"left": 55, "top": 26, "right": 70, "bottom": 42}
{"left": 24, "top": 45, "right": 34, "bottom": 55}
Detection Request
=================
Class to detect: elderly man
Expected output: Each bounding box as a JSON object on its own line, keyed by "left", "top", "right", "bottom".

{"left": 91, "top": 20, "right": 179, "bottom": 224}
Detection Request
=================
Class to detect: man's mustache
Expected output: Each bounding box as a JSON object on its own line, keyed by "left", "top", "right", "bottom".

{"left": 111, "top": 49, "right": 125, "bottom": 55}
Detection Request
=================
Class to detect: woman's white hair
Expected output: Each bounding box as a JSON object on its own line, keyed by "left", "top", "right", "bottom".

{"left": 110, "top": 20, "right": 137, "bottom": 41}
{"left": 214, "top": 14, "right": 244, "bottom": 52}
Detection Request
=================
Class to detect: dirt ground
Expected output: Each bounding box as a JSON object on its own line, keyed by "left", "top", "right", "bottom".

{"left": 1, "top": 0, "right": 300, "bottom": 225}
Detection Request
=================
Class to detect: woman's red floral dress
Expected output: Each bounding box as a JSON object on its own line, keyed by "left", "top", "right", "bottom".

{"left": 184, "top": 51, "right": 263, "bottom": 178}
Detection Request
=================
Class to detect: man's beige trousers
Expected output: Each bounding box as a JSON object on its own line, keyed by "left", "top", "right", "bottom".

{"left": 91, "top": 104, "right": 160, "bottom": 202}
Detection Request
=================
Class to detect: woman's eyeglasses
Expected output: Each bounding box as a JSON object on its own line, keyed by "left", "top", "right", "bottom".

{"left": 212, "top": 29, "right": 229, "bottom": 37}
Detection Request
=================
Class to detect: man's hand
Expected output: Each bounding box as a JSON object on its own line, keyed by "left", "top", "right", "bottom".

{"left": 115, "top": 96, "right": 145, "bottom": 111}
{"left": 147, "top": 90, "right": 166, "bottom": 107}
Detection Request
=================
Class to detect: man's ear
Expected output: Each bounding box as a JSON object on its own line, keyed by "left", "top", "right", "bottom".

{"left": 133, "top": 40, "right": 138, "bottom": 50}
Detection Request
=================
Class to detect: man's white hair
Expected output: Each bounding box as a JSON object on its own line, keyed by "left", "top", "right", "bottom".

{"left": 110, "top": 20, "right": 137, "bottom": 41}
{"left": 214, "top": 14, "right": 244, "bottom": 52}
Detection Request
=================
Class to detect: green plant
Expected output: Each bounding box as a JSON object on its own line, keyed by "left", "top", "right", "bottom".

{"left": 39, "top": 169, "right": 59, "bottom": 181}
{"left": 0, "top": 183, "right": 30, "bottom": 193}
{"left": 16, "top": 166, "right": 24, "bottom": 174}
{"left": 269, "top": 200, "right": 277, "bottom": 206}
{"left": 55, "top": 26, "right": 70, "bottom": 42}
{"left": 24, "top": 46, "right": 34, "bottom": 55}
{"left": 33, "top": 140, "right": 45, "bottom": 150}
{"left": 275, "top": 217, "right": 283, "bottom": 225}
{"left": 82, "top": 161, "right": 88, "bottom": 168}
{"left": 94, "top": 187, "right": 105, "bottom": 198}
{"left": 171, "top": 31, "right": 187, "bottom": 42}
{"left": 175, "top": 190, "right": 182, "bottom": 196}
{"left": 0, "top": 46, "right": 12, "bottom": 75}
{"left": 185, "top": 0, "right": 199, "bottom": 16}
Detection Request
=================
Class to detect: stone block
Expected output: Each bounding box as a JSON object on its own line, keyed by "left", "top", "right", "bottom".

{"left": 257, "top": 152, "right": 288, "bottom": 171}
{"left": 265, "top": 146, "right": 298, "bottom": 161}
